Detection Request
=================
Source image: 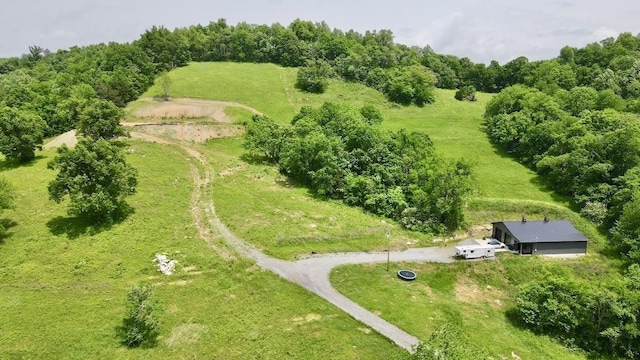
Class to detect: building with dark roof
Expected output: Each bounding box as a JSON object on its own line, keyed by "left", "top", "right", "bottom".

{"left": 491, "top": 219, "right": 588, "bottom": 255}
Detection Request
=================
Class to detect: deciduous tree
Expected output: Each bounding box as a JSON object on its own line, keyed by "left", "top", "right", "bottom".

{"left": 76, "top": 98, "right": 127, "bottom": 140}
{"left": 0, "top": 106, "right": 47, "bottom": 162}
{"left": 47, "top": 138, "right": 137, "bottom": 223}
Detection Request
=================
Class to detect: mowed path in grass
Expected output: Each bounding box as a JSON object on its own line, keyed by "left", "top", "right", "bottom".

{"left": 144, "top": 62, "right": 557, "bottom": 203}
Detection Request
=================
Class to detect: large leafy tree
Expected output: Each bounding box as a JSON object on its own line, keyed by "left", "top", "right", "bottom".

{"left": 0, "top": 106, "right": 47, "bottom": 162}
{"left": 47, "top": 138, "right": 137, "bottom": 223}
{"left": 76, "top": 98, "right": 127, "bottom": 140}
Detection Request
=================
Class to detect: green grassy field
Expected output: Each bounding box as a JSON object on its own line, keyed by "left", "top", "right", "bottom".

{"left": 138, "top": 62, "right": 592, "bottom": 259}
{"left": 330, "top": 254, "right": 621, "bottom": 359}
{"left": 2, "top": 61, "right": 613, "bottom": 359}
{"left": 204, "top": 137, "right": 433, "bottom": 259}
{"left": 0, "top": 142, "right": 404, "bottom": 359}
{"left": 143, "top": 62, "right": 558, "bottom": 204}
{"left": 140, "top": 62, "right": 615, "bottom": 359}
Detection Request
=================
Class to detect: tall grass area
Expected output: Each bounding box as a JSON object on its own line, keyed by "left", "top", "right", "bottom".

{"left": 330, "top": 255, "right": 623, "bottom": 360}
{"left": 0, "top": 143, "right": 404, "bottom": 359}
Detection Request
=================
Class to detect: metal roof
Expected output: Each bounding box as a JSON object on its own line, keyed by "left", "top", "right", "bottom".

{"left": 493, "top": 220, "right": 589, "bottom": 243}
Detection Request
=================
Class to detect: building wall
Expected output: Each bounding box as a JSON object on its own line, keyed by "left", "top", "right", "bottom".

{"left": 492, "top": 223, "right": 513, "bottom": 245}
{"left": 534, "top": 241, "right": 587, "bottom": 255}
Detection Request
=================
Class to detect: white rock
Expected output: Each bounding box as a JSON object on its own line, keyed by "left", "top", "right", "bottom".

{"left": 154, "top": 253, "right": 177, "bottom": 275}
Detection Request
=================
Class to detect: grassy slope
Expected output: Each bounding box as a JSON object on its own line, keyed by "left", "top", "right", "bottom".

{"left": 144, "top": 62, "right": 557, "bottom": 203}
{"left": 0, "top": 143, "right": 403, "bottom": 359}
{"left": 140, "top": 63, "right": 605, "bottom": 260}
{"left": 141, "top": 62, "right": 620, "bottom": 359}
{"left": 330, "top": 256, "right": 608, "bottom": 360}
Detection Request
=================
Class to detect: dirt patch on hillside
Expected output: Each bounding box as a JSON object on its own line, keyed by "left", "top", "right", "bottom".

{"left": 134, "top": 99, "right": 232, "bottom": 122}
{"left": 44, "top": 130, "right": 77, "bottom": 149}
{"left": 130, "top": 98, "right": 262, "bottom": 123}
{"left": 128, "top": 123, "right": 244, "bottom": 143}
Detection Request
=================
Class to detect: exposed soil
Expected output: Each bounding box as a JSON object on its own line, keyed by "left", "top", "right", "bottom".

{"left": 126, "top": 123, "right": 244, "bottom": 143}
{"left": 43, "top": 130, "right": 77, "bottom": 149}
{"left": 131, "top": 97, "right": 262, "bottom": 123}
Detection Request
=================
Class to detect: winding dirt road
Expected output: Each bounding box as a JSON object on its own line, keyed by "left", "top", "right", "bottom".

{"left": 45, "top": 128, "right": 456, "bottom": 352}
{"left": 145, "top": 133, "right": 455, "bottom": 352}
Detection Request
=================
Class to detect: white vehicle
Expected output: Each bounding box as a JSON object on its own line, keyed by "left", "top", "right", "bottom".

{"left": 486, "top": 239, "right": 506, "bottom": 249}
{"left": 455, "top": 245, "right": 495, "bottom": 259}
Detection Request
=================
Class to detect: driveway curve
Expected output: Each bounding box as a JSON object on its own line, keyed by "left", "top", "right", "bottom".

{"left": 207, "top": 177, "right": 455, "bottom": 352}
{"left": 45, "top": 128, "right": 456, "bottom": 352}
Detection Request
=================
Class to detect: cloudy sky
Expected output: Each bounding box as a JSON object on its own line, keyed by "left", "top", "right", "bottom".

{"left": 2, "top": 0, "right": 640, "bottom": 64}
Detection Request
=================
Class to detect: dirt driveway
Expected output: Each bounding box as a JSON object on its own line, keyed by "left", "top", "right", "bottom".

{"left": 43, "top": 119, "right": 456, "bottom": 353}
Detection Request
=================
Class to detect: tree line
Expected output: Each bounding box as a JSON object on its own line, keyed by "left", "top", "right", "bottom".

{"left": 244, "top": 103, "right": 474, "bottom": 234}
{"left": 482, "top": 38, "right": 640, "bottom": 359}
{"left": 0, "top": 42, "right": 146, "bottom": 224}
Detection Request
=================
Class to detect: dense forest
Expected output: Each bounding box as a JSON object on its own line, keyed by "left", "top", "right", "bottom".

{"left": 2, "top": 18, "right": 640, "bottom": 357}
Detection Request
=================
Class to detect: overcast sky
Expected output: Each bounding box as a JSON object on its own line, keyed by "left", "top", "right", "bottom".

{"left": 2, "top": 0, "right": 640, "bottom": 64}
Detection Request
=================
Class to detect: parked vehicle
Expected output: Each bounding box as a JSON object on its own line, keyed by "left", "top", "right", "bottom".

{"left": 455, "top": 245, "right": 495, "bottom": 259}
{"left": 486, "top": 239, "right": 506, "bottom": 248}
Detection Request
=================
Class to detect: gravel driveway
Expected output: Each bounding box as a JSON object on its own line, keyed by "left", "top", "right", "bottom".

{"left": 212, "top": 213, "right": 455, "bottom": 351}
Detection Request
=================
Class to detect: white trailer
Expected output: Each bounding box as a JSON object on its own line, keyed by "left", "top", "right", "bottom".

{"left": 455, "top": 245, "right": 495, "bottom": 259}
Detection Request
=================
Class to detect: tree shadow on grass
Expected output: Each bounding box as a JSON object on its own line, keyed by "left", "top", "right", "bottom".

{"left": 0, "top": 218, "right": 18, "bottom": 243}
{"left": 0, "top": 155, "right": 46, "bottom": 172}
{"left": 46, "top": 206, "right": 135, "bottom": 239}
{"left": 527, "top": 175, "right": 573, "bottom": 206}
{"left": 487, "top": 145, "right": 571, "bottom": 205}
{"left": 239, "top": 152, "right": 273, "bottom": 166}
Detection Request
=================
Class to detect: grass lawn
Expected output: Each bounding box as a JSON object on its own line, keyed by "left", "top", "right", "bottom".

{"left": 0, "top": 142, "right": 404, "bottom": 359}
{"left": 203, "top": 137, "right": 432, "bottom": 259}
{"left": 139, "top": 62, "right": 582, "bottom": 260}
{"left": 329, "top": 253, "right": 623, "bottom": 360}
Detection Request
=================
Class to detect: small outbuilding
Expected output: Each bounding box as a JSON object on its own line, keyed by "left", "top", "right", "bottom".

{"left": 491, "top": 219, "right": 588, "bottom": 255}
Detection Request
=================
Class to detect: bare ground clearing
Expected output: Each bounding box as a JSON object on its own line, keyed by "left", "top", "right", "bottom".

{"left": 43, "top": 130, "right": 77, "bottom": 149}
{"left": 130, "top": 97, "right": 262, "bottom": 123}
{"left": 126, "top": 123, "right": 244, "bottom": 143}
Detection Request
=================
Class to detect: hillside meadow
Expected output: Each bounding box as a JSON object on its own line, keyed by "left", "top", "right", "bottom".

{"left": 143, "top": 62, "right": 559, "bottom": 204}
{"left": 0, "top": 61, "right": 615, "bottom": 359}
{"left": 139, "top": 62, "right": 613, "bottom": 358}
{"left": 139, "top": 62, "right": 589, "bottom": 261}
{"left": 0, "top": 142, "right": 404, "bottom": 359}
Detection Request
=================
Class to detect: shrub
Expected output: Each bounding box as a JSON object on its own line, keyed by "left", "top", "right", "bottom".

{"left": 454, "top": 85, "right": 477, "bottom": 101}
{"left": 295, "top": 60, "right": 334, "bottom": 93}
{"left": 117, "top": 284, "right": 161, "bottom": 348}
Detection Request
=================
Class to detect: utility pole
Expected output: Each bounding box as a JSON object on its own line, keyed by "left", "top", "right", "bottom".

{"left": 386, "top": 231, "right": 390, "bottom": 271}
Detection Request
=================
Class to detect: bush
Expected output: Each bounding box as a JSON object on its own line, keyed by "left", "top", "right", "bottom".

{"left": 454, "top": 85, "right": 477, "bottom": 101}
{"left": 117, "top": 284, "right": 161, "bottom": 348}
{"left": 295, "top": 60, "right": 334, "bottom": 93}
